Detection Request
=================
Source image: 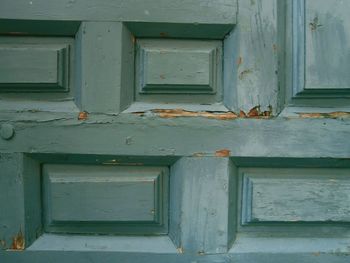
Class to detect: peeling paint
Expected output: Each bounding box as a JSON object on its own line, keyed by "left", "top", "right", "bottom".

{"left": 102, "top": 161, "right": 144, "bottom": 166}
{"left": 78, "top": 111, "right": 89, "bottom": 121}
{"left": 159, "top": 32, "right": 169, "bottom": 37}
{"left": 192, "top": 152, "right": 206, "bottom": 157}
{"left": 10, "top": 230, "right": 24, "bottom": 250}
{"left": 237, "top": 56, "right": 243, "bottom": 66}
{"left": 215, "top": 149, "right": 231, "bottom": 157}
{"left": 238, "top": 68, "right": 253, "bottom": 80}
{"left": 309, "top": 16, "right": 323, "bottom": 31}
{"left": 177, "top": 247, "right": 184, "bottom": 254}
{"left": 136, "top": 109, "right": 239, "bottom": 120}
{"left": 133, "top": 107, "right": 273, "bottom": 120}
{"left": 298, "top": 111, "right": 350, "bottom": 119}
{"left": 0, "top": 239, "right": 6, "bottom": 249}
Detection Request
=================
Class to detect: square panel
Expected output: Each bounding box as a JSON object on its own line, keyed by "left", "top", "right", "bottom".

{"left": 42, "top": 164, "right": 169, "bottom": 235}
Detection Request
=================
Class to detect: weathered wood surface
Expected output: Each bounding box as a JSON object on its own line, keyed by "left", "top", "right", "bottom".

{"left": 242, "top": 169, "right": 350, "bottom": 224}
{"left": 42, "top": 165, "right": 168, "bottom": 234}
{"left": 0, "top": 113, "right": 349, "bottom": 158}
{"left": 0, "top": 43, "right": 69, "bottom": 91}
{"left": 170, "top": 158, "right": 235, "bottom": 254}
{"left": 2, "top": 248, "right": 350, "bottom": 263}
{"left": 0, "top": 0, "right": 237, "bottom": 25}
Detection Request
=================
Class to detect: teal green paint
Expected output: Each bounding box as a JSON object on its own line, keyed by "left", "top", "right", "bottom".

{"left": 0, "top": 19, "right": 80, "bottom": 36}
{"left": 286, "top": 0, "right": 350, "bottom": 107}
{"left": 0, "top": 36, "right": 75, "bottom": 103}
{"left": 0, "top": 0, "right": 237, "bottom": 25}
{"left": 242, "top": 168, "right": 350, "bottom": 224}
{"left": 0, "top": 43, "right": 69, "bottom": 92}
{"left": 136, "top": 39, "right": 220, "bottom": 95}
{"left": 125, "top": 22, "right": 233, "bottom": 39}
{"left": 170, "top": 158, "right": 235, "bottom": 253}
{"left": 42, "top": 165, "right": 169, "bottom": 235}
{"left": 75, "top": 22, "right": 133, "bottom": 113}
{"left": 0, "top": 154, "right": 41, "bottom": 249}
{"left": 1, "top": 0, "right": 350, "bottom": 262}
{"left": 0, "top": 123, "right": 15, "bottom": 140}
{"left": 0, "top": 114, "right": 349, "bottom": 158}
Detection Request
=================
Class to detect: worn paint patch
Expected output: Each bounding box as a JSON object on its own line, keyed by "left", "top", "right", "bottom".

{"left": 137, "top": 109, "right": 239, "bottom": 120}
{"left": 177, "top": 247, "right": 184, "bottom": 254}
{"left": 78, "top": 111, "right": 89, "bottom": 121}
{"left": 133, "top": 107, "right": 273, "bottom": 120}
{"left": 0, "top": 239, "right": 6, "bottom": 249}
{"left": 309, "top": 16, "right": 323, "bottom": 31}
{"left": 239, "top": 106, "right": 272, "bottom": 118}
{"left": 237, "top": 56, "right": 243, "bottom": 66}
{"left": 298, "top": 112, "right": 350, "bottom": 119}
{"left": 238, "top": 68, "right": 253, "bottom": 80}
{"left": 9, "top": 230, "right": 24, "bottom": 250}
{"left": 215, "top": 149, "right": 231, "bottom": 157}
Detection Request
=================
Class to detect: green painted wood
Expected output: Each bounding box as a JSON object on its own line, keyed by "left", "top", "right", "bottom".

{"left": 0, "top": 0, "right": 237, "bottom": 25}
{"left": 285, "top": 0, "right": 350, "bottom": 107}
{"left": 125, "top": 22, "right": 233, "bottom": 39}
{"left": 2, "top": 248, "right": 350, "bottom": 263}
{"left": 227, "top": 0, "right": 280, "bottom": 114}
{"left": 28, "top": 234, "right": 177, "bottom": 253}
{"left": 0, "top": 115, "right": 349, "bottom": 158}
{"left": 75, "top": 22, "right": 134, "bottom": 113}
{"left": 136, "top": 39, "right": 220, "bottom": 95}
{"left": 0, "top": 153, "right": 41, "bottom": 250}
{"left": 0, "top": 19, "right": 80, "bottom": 36}
{"left": 242, "top": 168, "right": 350, "bottom": 224}
{"left": 305, "top": 0, "right": 350, "bottom": 91}
{"left": 0, "top": 43, "right": 69, "bottom": 92}
{"left": 0, "top": 0, "right": 349, "bottom": 261}
{"left": 169, "top": 157, "right": 236, "bottom": 254}
{"left": 42, "top": 165, "right": 168, "bottom": 235}
{"left": 0, "top": 36, "right": 75, "bottom": 108}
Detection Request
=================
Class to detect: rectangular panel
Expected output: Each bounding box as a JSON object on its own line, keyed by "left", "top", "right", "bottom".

{"left": 0, "top": 43, "right": 69, "bottom": 92}
{"left": 291, "top": 0, "right": 350, "bottom": 100}
{"left": 305, "top": 0, "right": 350, "bottom": 91}
{"left": 136, "top": 39, "right": 221, "bottom": 94}
{"left": 43, "top": 165, "right": 169, "bottom": 234}
{"left": 242, "top": 168, "right": 350, "bottom": 224}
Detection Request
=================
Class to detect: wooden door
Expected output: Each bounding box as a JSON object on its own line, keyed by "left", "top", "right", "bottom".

{"left": 1, "top": 1, "right": 350, "bottom": 262}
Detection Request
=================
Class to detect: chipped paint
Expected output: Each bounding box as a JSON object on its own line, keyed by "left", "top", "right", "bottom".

{"left": 0, "top": 239, "right": 6, "bottom": 249}
{"left": 309, "top": 16, "right": 323, "bottom": 31}
{"left": 159, "top": 32, "right": 169, "bottom": 37}
{"left": 102, "top": 161, "right": 144, "bottom": 166}
{"left": 133, "top": 107, "right": 273, "bottom": 120}
{"left": 177, "top": 247, "right": 184, "bottom": 254}
{"left": 192, "top": 152, "right": 206, "bottom": 157}
{"left": 215, "top": 149, "right": 231, "bottom": 157}
{"left": 78, "top": 111, "right": 88, "bottom": 121}
{"left": 237, "top": 56, "right": 243, "bottom": 66}
{"left": 9, "top": 230, "right": 24, "bottom": 250}
{"left": 298, "top": 111, "right": 350, "bottom": 119}
{"left": 136, "top": 109, "right": 239, "bottom": 120}
{"left": 238, "top": 68, "right": 253, "bottom": 80}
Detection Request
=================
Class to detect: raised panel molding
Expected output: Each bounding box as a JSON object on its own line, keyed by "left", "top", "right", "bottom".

{"left": 42, "top": 164, "right": 169, "bottom": 235}
{"left": 135, "top": 39, "right": 222, "bottom": 103}
{"left": 290, "top": 0, "right": 350, "bottom": 101}
{"left": 242, "top": 168, "right": 350, "bottom": 225}
{"left": 0, "top": 44, "right": 70, "bottom": 92}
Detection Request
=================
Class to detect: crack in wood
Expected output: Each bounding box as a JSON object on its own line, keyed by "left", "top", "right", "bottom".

{"left": 298, "top": 112, "right": 350, "bottom": 119}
